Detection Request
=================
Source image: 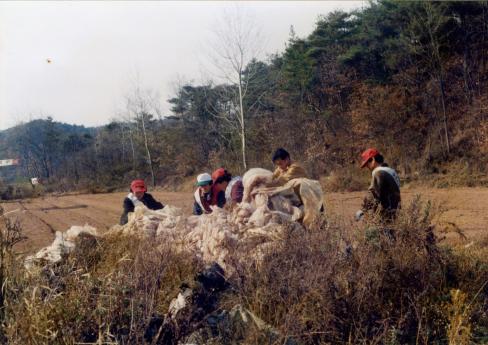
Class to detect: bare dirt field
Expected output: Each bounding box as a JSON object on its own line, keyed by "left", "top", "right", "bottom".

{"left": 2, "top": 187, "right": 487, "bottom": 254}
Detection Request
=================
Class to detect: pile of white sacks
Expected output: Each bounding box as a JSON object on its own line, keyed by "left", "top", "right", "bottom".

{"left": 26, "top": 169, "right": 324, "bottom": 274}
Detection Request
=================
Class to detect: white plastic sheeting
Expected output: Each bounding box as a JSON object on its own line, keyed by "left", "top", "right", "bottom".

{"left": 26, "top": 168, "right": 324, "bottom": 274}
{"left": 258, "top": 178, "right": 325, "bottom": 226}
{"left": 241, "top": 168, "right": 274, "bottom": 203}
{"left": 240, "top": 168, "right": 325, "bottom": 227}
{"left": 108, "top": 168, "right": 322, "bottom": 271}
{"left": 25, "top": 225, "right": 98, "bottom": 270}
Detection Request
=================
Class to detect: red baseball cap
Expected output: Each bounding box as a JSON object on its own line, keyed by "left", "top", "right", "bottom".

{"left": 360, "top": 148, "right": 379, "bottom": 168}
{"left": 211, "top": 168, "right": 226, "bottom": 182}
{"left": 130, "top": 179, "right": 146, "bottom": 193}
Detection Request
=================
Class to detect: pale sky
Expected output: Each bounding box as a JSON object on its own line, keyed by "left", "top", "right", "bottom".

{"left": 0, "top": 1, "right": 363, "bottom": 130}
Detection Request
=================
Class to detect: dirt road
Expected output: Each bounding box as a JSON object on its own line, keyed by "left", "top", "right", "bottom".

{"left": 2, "top": 187, "right": 487, "bottom": 253}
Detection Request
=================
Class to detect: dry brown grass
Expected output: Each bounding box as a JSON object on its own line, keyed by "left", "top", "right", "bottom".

{"left": 1, "top": 198, "right": 487, "bottom": 344}
{"left": 225, "top": 197, "right": 488, "bottom": 344}
{"left": 321, "top": 167, "right": 369, "bottom": 193}
{"left": 3, "top": 233, "right": 202, "bottom": 344}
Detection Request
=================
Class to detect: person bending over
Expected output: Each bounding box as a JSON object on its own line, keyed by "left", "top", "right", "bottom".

{"left": 193, "top": 173, "right": 213, "bottom": 215}
{"left": 358, "top": 148, "right": 401, "bottom": 222}
{"left": 211, "top": 168, "right": 244, "bottom": 208}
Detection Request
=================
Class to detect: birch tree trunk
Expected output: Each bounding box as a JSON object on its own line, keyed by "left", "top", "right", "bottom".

{"left": 140, "top": 113, "right": 155, "bottom": 187}
{"left": 439, "top": 77, "right": 450, "bottom": 155}
{"left": 128, "top": 125, "right": 136, "bottom": 174}
{"left": 207, "top": 7, "right": 263, "bottom": 172}
{"left": 238, "top": 73, "right": 247, "bottom": 170}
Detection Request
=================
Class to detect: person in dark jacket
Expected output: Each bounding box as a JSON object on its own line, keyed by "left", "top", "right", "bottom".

{"left": 193, "top": 173, "right": 213, "bottom": 216}
{"left": 211, "top": 168, "right": 244, "bottom": 208}
{"left": 120, "top": 179, "right": 164, "bottom": 225}
{"left": 359, "top": 148, "right": 401, "bottom": 222}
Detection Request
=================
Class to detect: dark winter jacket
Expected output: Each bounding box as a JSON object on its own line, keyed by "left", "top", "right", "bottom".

{"left": 120, "top": 193, "right": 164, "bottom": 225}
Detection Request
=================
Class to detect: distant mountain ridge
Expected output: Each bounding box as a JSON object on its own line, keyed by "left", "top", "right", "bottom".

{"left": 0, "top": 115, "right": 182, "bottom": 186}
{"left": 0, "top": 119, "right": 96, "bottom": 137}
{"left": 0, "top": 118, "right": 97, "bottom": 183}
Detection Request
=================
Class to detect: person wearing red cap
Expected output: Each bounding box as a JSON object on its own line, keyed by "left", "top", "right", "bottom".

{"left": 120, "top": 179, "right": 164, "bottom": 225}
{"left": 358, "top": 148, "right": 401, "bottom": 221}
{"left": 210, "top": 168, "right": 244, "bottom": 208}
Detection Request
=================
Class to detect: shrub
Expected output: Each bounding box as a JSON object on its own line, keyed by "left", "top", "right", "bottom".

{"left": 2, "top": 198, "right": 487, "bottom": 344}
{"left": 226, "top": 197, "right": 488, "bottom": 344}
{"left": 0, "top": 206, "right": 26, "bottom": 343}
{"left": 0, "top": 183, "right": 42, "bottom": 200}
{"left": 4, "top": 234, "right": 202, "bottom": 344}
{"left": 321, "top": 166, "right": 369, "bottom": 192}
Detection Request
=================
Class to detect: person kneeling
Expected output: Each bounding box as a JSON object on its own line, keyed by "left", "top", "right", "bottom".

{"left": 120, "top": 179, "right": 164, "bottom": 225}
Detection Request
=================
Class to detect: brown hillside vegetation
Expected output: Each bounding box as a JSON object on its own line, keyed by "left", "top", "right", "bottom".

{"left": 1, "top": 1, "right": 488, "bottom": 193}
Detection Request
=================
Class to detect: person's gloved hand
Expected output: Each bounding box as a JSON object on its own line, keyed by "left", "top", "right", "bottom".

{"left": 355, "top": 210, "right": 364, "bottom": 221}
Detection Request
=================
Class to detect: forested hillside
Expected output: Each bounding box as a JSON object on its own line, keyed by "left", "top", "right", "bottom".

{"left": 0, "top": 119, "right": 95, "bottom": 188}
{"left": 2, "top": 1, "right": 488, "bottom": 191}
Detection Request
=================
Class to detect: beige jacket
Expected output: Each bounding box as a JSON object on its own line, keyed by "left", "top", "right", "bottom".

{"left": 272, "top": 162, "right": 308, "bottom": 186}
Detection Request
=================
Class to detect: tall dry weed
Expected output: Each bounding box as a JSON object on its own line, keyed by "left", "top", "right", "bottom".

{"left": 0, "top": 206, "right": 26, "bottom": 343}
{"left": 226, "top": 197, "right": 487, "bottom": 344}
{"left": 1, "top": 198, "right": 487, "bottom": 344}
{"left": 4, "top": 233, "right": 202, "bottom": 344}
{"left": 446, "top": 289, "right": 472, "bottom": 345}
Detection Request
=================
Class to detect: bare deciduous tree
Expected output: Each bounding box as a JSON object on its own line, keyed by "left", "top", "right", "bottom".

{"left": 125, "top": 80, "right": 162, "bottom": 187}
{"left": 206, "top": 6, "right": 265, "bottom": 170}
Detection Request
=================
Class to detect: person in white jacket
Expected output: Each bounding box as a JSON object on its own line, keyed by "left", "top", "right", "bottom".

{"left": 193, "top": 173, "right": 213, "bottom": 215}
